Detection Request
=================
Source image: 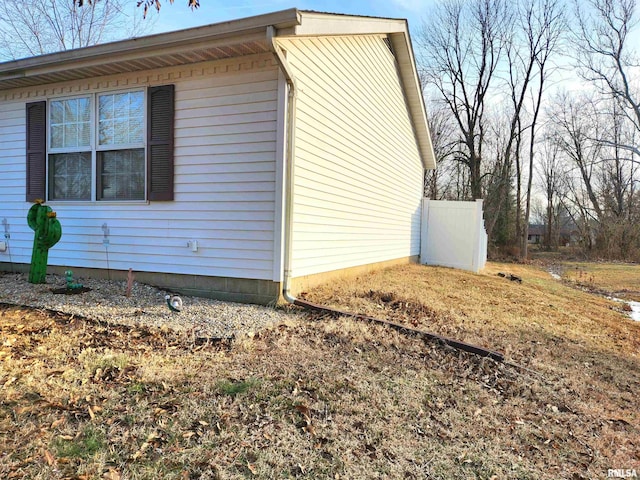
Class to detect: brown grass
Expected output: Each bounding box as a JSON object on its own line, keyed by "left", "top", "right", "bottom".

{"left": 559, "top": 262, "right": 640, "bottom": 301}
{"left": 1, "top": 262, "right": 639, "bottom": 479}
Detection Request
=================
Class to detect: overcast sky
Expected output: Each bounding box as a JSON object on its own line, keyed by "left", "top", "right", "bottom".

{"left": 148, "top": 1, "right": 435, "bottom": 36}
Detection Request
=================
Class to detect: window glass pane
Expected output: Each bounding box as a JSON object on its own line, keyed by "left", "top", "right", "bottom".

{"left": 79, "top": 122, "right": 91, "bottom": 147}
{"left": 129, "top": 117, "right": 143, "bottom": 144}
{"left": 99, "top": 148, "right": 145, "bottom": 200}
{"left": 129, "top": 93, "right": 144, "bottom": 119}
{"left": 64, "top": 124, "right": 78, "bottom": 148}
{"left": 64, "top": 100, "right": 77, "bottom": 123}
{"left": 114, "top": 94, "right": 128, "bottom": 118}
{"left": 51, "top": 101, "right": 63, "bottom": 125}
{"left": 78, "top": 97, "right": 91, "bottom": 122}
{"left": 51, "top": 125, "right": 63, "bottom": 149}
{"left": 99, "top": 94, "right": 113, "bottom": 121}
{"left": 99, "top": 121, "right": 114, "bottom": 145}
{"left": 128, "top": 91, "right": 144, "bottom": 144}
{"left": 98, "top": 91, "right": 144, "bottom": 146}
{"left": 114, "top": 119, "right": 128, "bottom": 144}
{"left": 48, "top": 152, "right": 91, "bottom": 201}
{"left": 50, "top": 97, "right": 91, "bottom": 149}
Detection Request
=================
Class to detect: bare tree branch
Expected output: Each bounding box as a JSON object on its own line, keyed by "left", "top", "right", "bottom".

{"left": 0, "top": 0, "right": 152, "bottom": 59}
{"left": 76, "top": 0, "right": 200, "bottom": 18}
{"left": 572, "top": 0, "right": 640, "bottom": 141}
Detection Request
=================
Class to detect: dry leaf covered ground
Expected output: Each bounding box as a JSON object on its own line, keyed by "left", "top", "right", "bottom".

{"left": 1, "top": 261, "right": 639, "bottom": 479}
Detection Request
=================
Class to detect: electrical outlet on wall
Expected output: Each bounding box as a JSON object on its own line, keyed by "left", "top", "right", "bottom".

{"left": 187, "top": 240, "right": 198, "bottom": 252}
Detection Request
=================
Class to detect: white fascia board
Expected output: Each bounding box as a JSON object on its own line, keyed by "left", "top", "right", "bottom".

{"left": 389, "top": 31, "right": 437, "bottom": 170}
{"left": 289, "top": 11, "right": 406, "bottom": 37}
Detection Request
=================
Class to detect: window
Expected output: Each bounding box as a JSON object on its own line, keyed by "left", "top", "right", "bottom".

{"left": 47, "top": 91, "right": 145, "bottom": 201}
{"left": 25, "top": 85, "right": 174, "bottom": 203}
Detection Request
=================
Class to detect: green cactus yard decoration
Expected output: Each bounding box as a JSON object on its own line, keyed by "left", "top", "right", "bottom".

{"left": 27, "top": 200, "right": 62, "bottom": 284}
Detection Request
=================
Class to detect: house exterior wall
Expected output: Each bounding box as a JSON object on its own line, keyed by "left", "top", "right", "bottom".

{"left": 278, "top": 35, "right": 425, "bottom": 278}
{"left": 0, "top": 54, "right": 282, "bottom": 287}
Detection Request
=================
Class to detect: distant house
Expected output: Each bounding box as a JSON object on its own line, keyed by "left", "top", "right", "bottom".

{"left": 0, "top": 9, "right": 435, "bottom": 304}
{"left": 528, "top": 223, "right": 577, "bottom": 246}
{"left": 528, "top": 224, "right": 545, "bottom": 244}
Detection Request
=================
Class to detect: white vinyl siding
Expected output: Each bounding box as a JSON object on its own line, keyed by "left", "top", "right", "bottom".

{"left": 0, "top": 55, "right": 280, "bottom": 280}
{"left": 279, "top": 35, "right": 424, "bottom": 277}
{"left": 0, "top": 101, "right": 25, "bottom": 212}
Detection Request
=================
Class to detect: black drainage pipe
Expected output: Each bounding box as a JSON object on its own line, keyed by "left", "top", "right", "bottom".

{"left": 294, "top": 298, "right": 504, "bottom": 363}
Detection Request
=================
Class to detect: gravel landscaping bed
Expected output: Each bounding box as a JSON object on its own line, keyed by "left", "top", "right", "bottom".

{"left": 0, "top": 271, "right": 297, "bottom": 338}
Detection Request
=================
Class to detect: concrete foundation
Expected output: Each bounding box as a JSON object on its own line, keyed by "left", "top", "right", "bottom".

{"left": 289, "top": 256, "right": 419, "bottom": 295}
{"left": 0, "top": 263, "right": 281, "bottom": 305}
{"left": 1, "top": 255, "right": 419, "bottom": 305}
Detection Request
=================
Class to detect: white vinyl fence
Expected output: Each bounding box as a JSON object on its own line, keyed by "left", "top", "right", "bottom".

{"left": 420, "top": 199, "right": 487, "bottom": 273}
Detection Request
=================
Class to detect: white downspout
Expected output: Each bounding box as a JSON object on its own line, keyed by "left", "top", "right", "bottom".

{"left": 267, "top": 25, "right": 297, "bottom": 303}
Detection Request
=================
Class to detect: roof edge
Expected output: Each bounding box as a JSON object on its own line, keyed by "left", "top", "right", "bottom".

{"left": 287, "top": 11, "right": 406, "bottom": 36}
{"left": 388, "top": 29, "right": 436, "bottom": 170}
{"left": 0, "top": 8, "right": 301, "bottom": 78}
{"left": 0, "top": 8, "right": 436, "bottom": 170}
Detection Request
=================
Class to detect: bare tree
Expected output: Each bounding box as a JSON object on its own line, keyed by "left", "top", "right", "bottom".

{"left": 595, "top": 102, "right": 640, "bottom": 257}
{"left": 517, "top": 0, "right": 565, "bottom": 259}
{"left": 536, "top": 137, "right": 566, "bottom": 249}
{"left": 479, "top": 0, "right": 564, "bottom": 247}
{"left": 0, "top": 0, "right": 150, "bottom": 60}
{"left": 549, "top": 91, "right": 640, "bottom": 259}
{"left": 419, "top": 0, "right": 564, "bottom": 250}
{"left": 419, "top": 0, "right": 640, "bottom": 259}
{"left": 418, "top": 0, "right": 511, "bottom": 200}
{"left": 550, "top": 93, "right": 604, "bottom": 223}
{"left": 482, "top": 110, "right": 516, "bottom": 243}
{"left": 423, "top": 103, "right": 460, "bottom": 199}
{"left": 600, "top": 103, "right": 637, "bottom": 218}
{"left": 560, "top": 0, "right": 640, "bottom": 260}
{"left": 573, "top": 0, "right": 640, "bottom": 156}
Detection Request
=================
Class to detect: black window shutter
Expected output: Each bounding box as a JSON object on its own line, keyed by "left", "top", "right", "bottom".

{"left": 147, "top": 85, "right": 175, "bottom": 201}
{"left": 26, "top": 101, "right": 47, "bottom": 202}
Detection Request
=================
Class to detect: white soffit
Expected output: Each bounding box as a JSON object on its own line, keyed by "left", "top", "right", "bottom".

{"left": 0, "top": 37, "right": 270, "bottom": 90}
{"left": 0, "top": 9, "right": 301, "bottom": 91}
